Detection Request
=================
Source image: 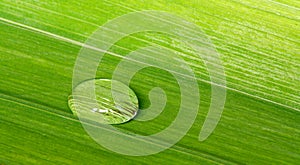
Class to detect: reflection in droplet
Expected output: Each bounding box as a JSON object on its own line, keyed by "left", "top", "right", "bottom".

{"left": 68, "top": 79, "right": 139, "bottom": 124}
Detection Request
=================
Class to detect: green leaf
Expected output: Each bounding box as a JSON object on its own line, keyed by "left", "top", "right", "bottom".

{"left": 0, "top": 0, "right": 299, "bottom": 164}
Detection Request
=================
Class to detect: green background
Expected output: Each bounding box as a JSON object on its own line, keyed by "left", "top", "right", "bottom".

{"left": 0, "top": 0, "right": 299, "bottom": 164}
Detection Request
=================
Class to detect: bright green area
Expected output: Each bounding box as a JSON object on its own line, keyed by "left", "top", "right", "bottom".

{"left": 0, "top": 0, "right": 299, "bottom": 164}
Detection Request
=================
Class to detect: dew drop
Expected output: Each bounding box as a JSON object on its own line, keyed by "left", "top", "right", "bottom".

{"left": 68, "top": 79, "right": 139, "bottom": 124}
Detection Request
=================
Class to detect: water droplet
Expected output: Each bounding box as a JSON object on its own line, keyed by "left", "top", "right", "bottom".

{"left": 68, "top": 79, "right": 139, "bottom": 124}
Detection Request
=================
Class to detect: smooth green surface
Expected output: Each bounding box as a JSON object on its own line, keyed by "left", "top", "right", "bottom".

{"left": 0, "top": 0, "right": 299, "bottom": 164}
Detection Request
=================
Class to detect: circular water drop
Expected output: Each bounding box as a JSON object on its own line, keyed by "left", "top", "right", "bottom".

{"left": 68, "top": 79, "right": 139, "bottom": 124}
